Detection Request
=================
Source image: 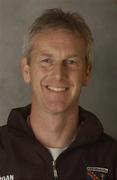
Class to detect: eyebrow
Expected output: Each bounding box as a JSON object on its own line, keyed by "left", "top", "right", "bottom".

{"left": 67, "top": 55, "right": 80, "bottom": 58}
{"left": 37, "top": 48, "right": 84, "bottom": 60}
{"left": 39, "top": 53, "right": 80, "bottom": 58}
{"left": 38, "top": 52, "right": 53, "bottom": 57}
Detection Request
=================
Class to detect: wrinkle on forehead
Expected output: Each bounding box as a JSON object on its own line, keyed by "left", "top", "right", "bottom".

{"left": 31, "top": 28, "right": 86, "bottom": 61}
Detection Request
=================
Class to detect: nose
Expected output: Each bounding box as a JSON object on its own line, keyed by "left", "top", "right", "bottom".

{"left": 51, "top": 63, "right": 67, "bottom": 81}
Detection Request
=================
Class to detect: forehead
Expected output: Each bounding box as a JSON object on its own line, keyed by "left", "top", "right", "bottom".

{"left": 32, "top": 28, "right": 86, "bottom": 56}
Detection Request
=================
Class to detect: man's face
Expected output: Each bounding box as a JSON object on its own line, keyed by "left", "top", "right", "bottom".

{"left": 22, "top": 29, "right": 91, "bottom": 115}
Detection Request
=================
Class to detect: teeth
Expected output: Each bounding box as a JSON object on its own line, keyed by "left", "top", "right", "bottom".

{"left": 47, "top": 86, "right": 67, "bottom": 92}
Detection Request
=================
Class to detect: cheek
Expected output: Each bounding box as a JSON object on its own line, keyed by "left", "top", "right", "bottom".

{"left": 30, "top": 66, "right": 49, "bottom": 88}
{"left": 70, "top": 71, "right": 88, "bottom": 91}
{"left": 72, "top": 70, "right": 86, "bottom": 84}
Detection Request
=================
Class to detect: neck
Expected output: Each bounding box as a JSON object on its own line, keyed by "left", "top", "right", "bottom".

{"left": 29, "top": 105, "right": 79, "bottom": 148}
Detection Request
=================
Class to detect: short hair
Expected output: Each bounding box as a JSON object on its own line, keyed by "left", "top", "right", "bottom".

{"left": 23, "top": 8, "right": 93, "bottom": 65}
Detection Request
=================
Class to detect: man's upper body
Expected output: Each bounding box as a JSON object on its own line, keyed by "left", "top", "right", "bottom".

{"left": 0, "top": 105, "right": 117, "bottom": 180}
{"left": 0, "top": 8, "right": 117, "bottom": 179}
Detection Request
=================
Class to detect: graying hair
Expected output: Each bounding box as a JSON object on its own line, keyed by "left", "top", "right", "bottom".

{"left": 22, "top": 8, "right": 93, "bottom": 65}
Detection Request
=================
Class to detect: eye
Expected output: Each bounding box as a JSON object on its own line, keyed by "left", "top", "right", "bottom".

{"left": 66, "top": 59, "right": 77, "bottom": 64}
{"left": 64, "top": 58, "right": 81, "bottom": 70}
{"left": 40, "top": 58, "right": 54, "bottom": 67}
{"left": 40, "top": 58, "right": 52, "bottom": 63}
{"left": 39, "top": 58, "right": 53, "bottom": 68}
{"left": 64, "top": 59, "right": 78, "bottom": 66}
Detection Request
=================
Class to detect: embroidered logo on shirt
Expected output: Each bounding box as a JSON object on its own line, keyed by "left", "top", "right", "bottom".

{"left": 0, "top": 175, "right": 14, "bottom": 180}
{"left": 86, "top": 167, "right": 108, "bottom": 180}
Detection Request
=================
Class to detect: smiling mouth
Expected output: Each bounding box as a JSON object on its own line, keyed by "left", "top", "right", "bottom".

{"left": 46, "top": 86, "right": 68, "bottom": 92}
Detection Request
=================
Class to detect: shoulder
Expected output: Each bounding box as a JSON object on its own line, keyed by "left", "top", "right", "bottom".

{"left": 0, "top": 125, "right": 9, "bottom": 137}
{"left": 0, "top": 125, "right": 10, "bottom": 146}
{"left": 100, "top": 133, "right": 117, "bottom": 152}
{"left": 0, "top": 125, "right": 10, "bottom": 160}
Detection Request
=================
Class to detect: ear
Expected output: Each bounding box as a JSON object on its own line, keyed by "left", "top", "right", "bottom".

{"left": 83, "top": 64, "right": 92, "bottom": 86}
{"left": 21, "top": 58, "right": 31, "bottom": 84}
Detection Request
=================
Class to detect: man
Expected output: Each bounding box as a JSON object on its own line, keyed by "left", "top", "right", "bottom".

{"left": 0, "top": 8, "right": 116, "bottom": 180}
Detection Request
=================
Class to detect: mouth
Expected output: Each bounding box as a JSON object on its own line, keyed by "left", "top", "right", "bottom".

{"left": 45, "top": 86, "right": 68, "bottom": 92}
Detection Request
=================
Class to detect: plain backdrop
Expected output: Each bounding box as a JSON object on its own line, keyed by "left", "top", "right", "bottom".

{"left": 0, "top": 0, "right": 117, "bottom": 139}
